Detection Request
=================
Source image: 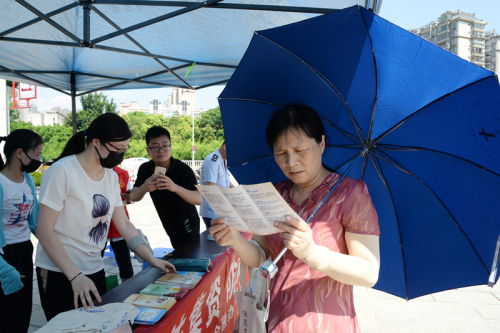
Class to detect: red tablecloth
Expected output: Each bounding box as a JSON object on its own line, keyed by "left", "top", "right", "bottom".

{"left": 134, "top": 241, "right": 249, "bottom": 333}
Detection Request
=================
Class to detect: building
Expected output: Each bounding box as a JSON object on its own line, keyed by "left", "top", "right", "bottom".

{"left": 26, "top": 110, "right": 66, "bottom": 126}
{"left": 485, "top": 30, "right": 500, "bottom": 73}
{"left": 410, "top": 10, "right": 488, "bottom": 70}
{"left": 118, "top": 98, "right": 164, "bottom": 116}
{"left": 166, "top": 88, "right": 196, "bottom": 117}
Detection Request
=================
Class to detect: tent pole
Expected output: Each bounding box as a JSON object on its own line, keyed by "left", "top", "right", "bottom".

{"left": 71, "top": 71, "right": 77, "bottom": 134}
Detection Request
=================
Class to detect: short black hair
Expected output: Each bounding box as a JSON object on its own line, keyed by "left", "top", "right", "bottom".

{"left": 146, "top": 126, "right": 171, "bottom": 146}
{"left": 266, "top": 103, "right": 326, "bottom": 148}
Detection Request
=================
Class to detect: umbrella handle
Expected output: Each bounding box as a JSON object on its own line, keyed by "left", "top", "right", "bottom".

{"left": 488, "top": 234, "right": 500, "bottom": 287}
{"left": 259, "top": 151, "right": 367, "bottom": 279}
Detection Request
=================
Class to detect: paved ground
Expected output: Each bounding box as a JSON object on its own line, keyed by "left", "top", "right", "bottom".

{"left": 28, "top": 193, "right": 500, "bottom": 332}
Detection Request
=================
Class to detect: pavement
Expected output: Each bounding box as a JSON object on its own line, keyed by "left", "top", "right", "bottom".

{"left": 28, "top": 193, "right": 500, "bottom": 333}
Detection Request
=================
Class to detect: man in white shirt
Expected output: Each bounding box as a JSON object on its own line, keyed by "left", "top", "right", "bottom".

{"left": 199, "top": 142, "right": 234, "bottom": 234}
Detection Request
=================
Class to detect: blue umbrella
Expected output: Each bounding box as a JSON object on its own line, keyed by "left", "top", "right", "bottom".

{"left": 218, "top": 6, "right": 500, "bottom": 300}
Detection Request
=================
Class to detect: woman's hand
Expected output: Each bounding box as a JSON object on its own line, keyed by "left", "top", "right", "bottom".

{"left": 273, "top": 215, "right": 313, "bottom": 251}
{"left": 149, "top": 258, "right": 177, "bottom": 274}
{"left": 71, "top": 274, "right": 102, "bottom": 310}
{"left": 210, "top": 218, "right": 238, "bottom": 246}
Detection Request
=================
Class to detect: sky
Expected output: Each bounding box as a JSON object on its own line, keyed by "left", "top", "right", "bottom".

{"left": 34, "top": 0, "right": 500, "bottom": 113}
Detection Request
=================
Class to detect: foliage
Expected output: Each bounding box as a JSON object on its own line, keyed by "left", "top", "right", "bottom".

{"left": 10, "top": 121, "right": 73, "bottom": 161}
{"left": 30, "top": 172, "right": 42, "bottom": 187}
{"left": 9, "top": 93, "right": 225, "bottom": 162}
{"left": 64, "top": 92, "right": 117, "bottom": 131}
{"left": 198, "top": 107, "right": 224, "bottom": 141}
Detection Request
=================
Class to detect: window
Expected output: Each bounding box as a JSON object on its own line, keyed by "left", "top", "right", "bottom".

{"left": 474, "top": 23, "right": 485, "bottom": 30}
{"left": 451, "top": 46, "right": 457, "bottom": 53}
{"left": 450, "top": 21, "right": 457, "bottom": 29}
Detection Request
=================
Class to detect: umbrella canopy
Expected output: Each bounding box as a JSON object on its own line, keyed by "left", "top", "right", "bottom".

{"left": 219, "top": 6, "right": 500, "bottom": 300}
{"left": 0, "top": 0, "right": 382, "bottom": 95}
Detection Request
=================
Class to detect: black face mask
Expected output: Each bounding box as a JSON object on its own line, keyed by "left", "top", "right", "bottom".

{"left": 19, "top": 151, "right": 42, "bottom": 173}
{"left": 95, "top": 144, "right": 124, "bottom": 169}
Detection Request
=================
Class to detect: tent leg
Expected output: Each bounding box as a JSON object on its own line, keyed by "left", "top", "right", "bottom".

{"left": 71, "top": 71, "right": 76, "bottom": 134}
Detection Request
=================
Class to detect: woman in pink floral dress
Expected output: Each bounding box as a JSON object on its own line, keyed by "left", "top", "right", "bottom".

{"left": 210, "top": 104, "right": 380, "bottom": 333}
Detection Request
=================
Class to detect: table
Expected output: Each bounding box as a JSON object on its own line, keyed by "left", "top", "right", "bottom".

{"left": 102, "top": 230, "right": 249, "bottom": 333}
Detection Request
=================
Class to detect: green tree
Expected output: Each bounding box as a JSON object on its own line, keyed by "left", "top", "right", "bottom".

{"left": 198, "top": 107, "right": 224, "bottom": 140}
{"left": 65, "top": 92, "right": 117, "bottom": 131}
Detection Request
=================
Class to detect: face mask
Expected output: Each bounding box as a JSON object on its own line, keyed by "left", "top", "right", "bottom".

{"left": 19, "top": 151, "right": 42, "bottom": 173}
{"left": 95, "top": 145, "right": 124, "bottom": 169}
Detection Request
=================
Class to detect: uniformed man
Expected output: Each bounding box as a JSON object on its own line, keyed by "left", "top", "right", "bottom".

{"left": 199, "top": 141, "right": 233, "bottom": 234}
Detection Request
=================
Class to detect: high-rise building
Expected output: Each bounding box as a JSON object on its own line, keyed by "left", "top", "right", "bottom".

{"left": 165, "top": 88, "right": 196, "bottom": 117}
{"left": 410, "top": 10, "right": 489, "bottom": 70}
{"left": 485, "top": 30, "right": 500, "bottom": 73}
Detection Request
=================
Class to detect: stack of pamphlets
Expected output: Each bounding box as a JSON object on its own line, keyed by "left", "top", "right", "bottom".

{"left": 155, "top": 273, "right": 202, "bottom": 289}
{"left": 123, "top": 294, "right": 176, "bottom": 310}
{"left": 134, "top": 307, "right": 167, "bottom": 325}
{"left": 176, "top": 271, "right": 205, "bottom": 277}
{"left": 140, "top": 284, "right": 189, "bottom": 300}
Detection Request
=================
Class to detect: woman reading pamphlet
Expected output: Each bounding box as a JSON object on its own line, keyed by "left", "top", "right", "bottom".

{"left": 209, "top": 104, "right": 380, "bottom": 333}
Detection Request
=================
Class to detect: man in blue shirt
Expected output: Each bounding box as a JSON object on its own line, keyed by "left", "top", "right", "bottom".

{"left": 199, "top": 142, "right": 233, "bottom": 234}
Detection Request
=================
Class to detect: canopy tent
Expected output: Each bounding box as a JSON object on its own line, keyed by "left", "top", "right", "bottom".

{"left": 0, "top": 0, "right": 382, "bottom": 132}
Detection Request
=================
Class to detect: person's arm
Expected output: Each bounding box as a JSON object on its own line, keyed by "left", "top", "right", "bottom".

{"left": 36, "top": 204, "right": 102, "bottom": 309}
{"left": 275, "top": 216, "right": 380, "bottom": 288}
{"left": 111, "top": 206, "right": 177, "bottom": 273}
{"left": 0, "top": 255, "right": 23, "bottom": 295}
{"left": 155, "top": 174, "right": 202, "bottom": 205}
{"left": 129, "top": 165, "right": 160, "bottom": 202}
{"left": 209, "top": 218, "right": 268, "bottom": 268}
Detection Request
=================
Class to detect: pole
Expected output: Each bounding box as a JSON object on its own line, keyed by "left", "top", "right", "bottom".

{"left": 71, "top": 71, "right": 76, "bottom": 134}
{"left": 192, "top": 110, "right": 195, "bottom": 167}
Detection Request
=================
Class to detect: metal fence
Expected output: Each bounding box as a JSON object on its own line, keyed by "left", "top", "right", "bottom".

{"left": 182, "top": 160, "right": 204, "bottom": 169}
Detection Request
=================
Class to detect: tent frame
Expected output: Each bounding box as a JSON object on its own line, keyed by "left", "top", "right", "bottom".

{"left": 0, "top": 0, "right": 380, "bottom": 133}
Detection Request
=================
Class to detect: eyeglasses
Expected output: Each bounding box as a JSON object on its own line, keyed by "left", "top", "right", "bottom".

{"left": 105, "top": 142, "right": 130, "bottom": 154}
{"left": 147, "top": 145, "right": 172, "bottom": 153}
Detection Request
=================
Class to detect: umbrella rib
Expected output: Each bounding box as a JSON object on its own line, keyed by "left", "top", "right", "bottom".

{"left": 227, "top": 153, "right": 274, "bottom": 168}
{"left": 358, "top": 6, "right": 379, "bottom": 143}
{"left": 255, "top": 33, "right": 367, "bottom": 143}
{"left": 217, "top": 97, "right": 285, "bottom": 107}
{"left": 367, "top": 152, "right": 410, "bottom": 299}
{"left": 375, "top": 144, "right": 500, "bottom": 178}
{"left": 326, "top": 144, "right": 363, "bottom": 149}
{"left": 373, "top": 149, "right": 491, "bottom": 276}
{"left": 371, "top": 75, "right": 496, "bottom": 145}
{"left": 321, "top": 117, "right": 363, "bottom": 144}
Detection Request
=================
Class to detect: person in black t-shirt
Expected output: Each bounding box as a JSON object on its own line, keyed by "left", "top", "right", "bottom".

{"left": 130, "top": 127, "right": 202, "bottom": 249}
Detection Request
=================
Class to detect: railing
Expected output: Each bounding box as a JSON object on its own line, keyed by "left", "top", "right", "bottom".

{"left": 182, "top": 160, "right": 204, "bottom": 169}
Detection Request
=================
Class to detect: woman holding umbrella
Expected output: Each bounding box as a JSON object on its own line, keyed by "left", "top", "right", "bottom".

{"left": 210, "top": 104, "right": 381, "bottom": 332}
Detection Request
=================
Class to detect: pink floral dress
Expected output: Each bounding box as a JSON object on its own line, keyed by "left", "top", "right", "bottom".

{"left": 266, "top": 172, "right": 380, "bottom": 333}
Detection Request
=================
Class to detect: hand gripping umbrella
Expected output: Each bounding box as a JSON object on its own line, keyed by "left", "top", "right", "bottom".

{"left": 218, "top": 6, "right": 500, "bottom": 300}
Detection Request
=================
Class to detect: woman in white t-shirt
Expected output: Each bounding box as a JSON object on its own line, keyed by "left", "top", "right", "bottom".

{"left": 0, "top": 129, "right": 43, "bottom": 333}
{"left": 35, "top": 113, "right": 176, "bottom": 321}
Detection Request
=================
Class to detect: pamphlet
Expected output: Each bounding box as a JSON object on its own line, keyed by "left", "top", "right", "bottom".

{"left": 196, "top": 182, "right": 300, "bottom": 235}
{"left": 123, "top": 294, "right": 176, "bottom": 310}
{"left": 134, "top": 307, "right": 167, "bottom": 325}
{"left": 140, "top": 284, "right": 189, "bottom": 299}
{"left": 155, "top": 274, "right": 202, "bottom": 289}
{"left": 176, "top": 271, "right": 205, "bottom": 276}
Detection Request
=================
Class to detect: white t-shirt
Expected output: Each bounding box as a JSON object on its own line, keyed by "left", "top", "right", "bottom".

{"left": 0, "top": 173, "right": 33, "bottom": 251}
{"left": 35, "top": 155, "right": 123, "bottom": 275}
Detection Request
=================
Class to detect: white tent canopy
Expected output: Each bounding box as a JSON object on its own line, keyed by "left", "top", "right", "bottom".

{"left": 0, "top": 0, "right": 382, "bottom": 131}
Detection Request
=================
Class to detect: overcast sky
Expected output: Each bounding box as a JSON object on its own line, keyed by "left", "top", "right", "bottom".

{"left": 34, "top": 0, "right": 500, "bottom": 113}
